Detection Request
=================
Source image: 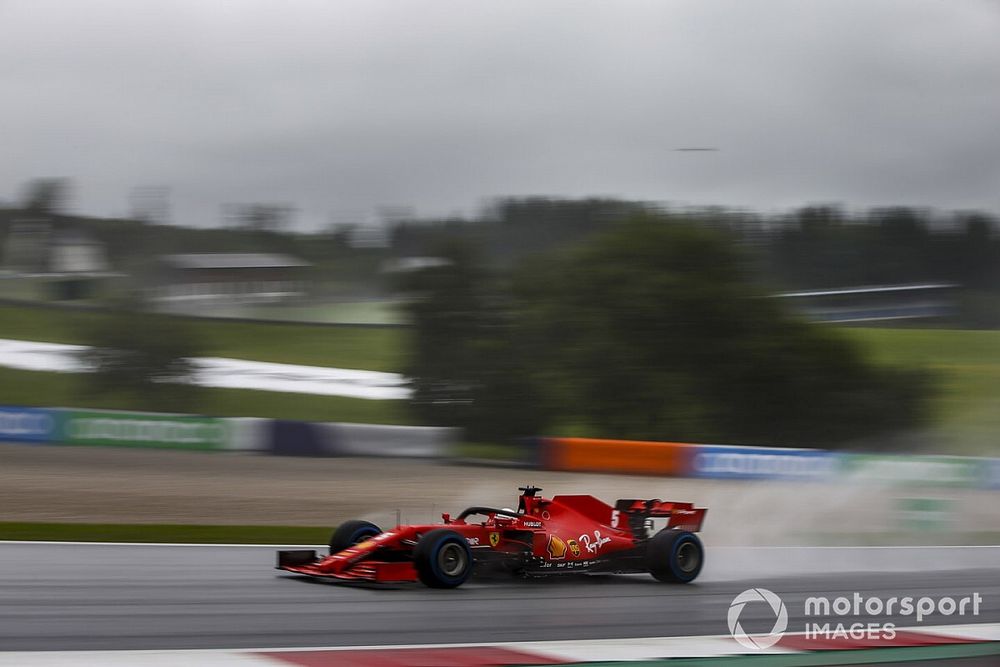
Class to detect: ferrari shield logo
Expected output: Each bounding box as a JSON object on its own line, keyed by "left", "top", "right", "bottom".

{"left": 489, "top": 531, "right": 500, "bottom": 548}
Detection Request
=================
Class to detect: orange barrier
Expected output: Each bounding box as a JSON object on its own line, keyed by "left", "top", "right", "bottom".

{"left": 542, "top": 437, "right": 695, "bottom": 476}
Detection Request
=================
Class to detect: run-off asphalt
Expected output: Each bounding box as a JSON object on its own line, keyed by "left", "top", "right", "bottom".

{"left": 0, "top": 542, "right": 997, "bottom": 651}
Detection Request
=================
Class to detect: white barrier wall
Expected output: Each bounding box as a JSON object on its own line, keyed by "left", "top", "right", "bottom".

{"left": 223, "top": 418, "right": 271, "bottom": 452}
{"left": 324, "top": 422, "right": 458, "bottom": 458}
{"left": 220, "top": 416, "right": 460, "bottom": 458}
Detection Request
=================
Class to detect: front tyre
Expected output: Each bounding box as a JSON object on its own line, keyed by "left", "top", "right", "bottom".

{"left": 329, "top": 520, "right": 381, "bottom": 554}
{"left": 413, "top": 529, "right": 473, "bottom": 588}
{"left": 645, "top": 530, "right": 703, "bottom": 583}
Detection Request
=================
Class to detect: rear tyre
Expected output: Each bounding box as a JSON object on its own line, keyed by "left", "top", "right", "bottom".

{"left": 645, "top": 530, "right": 703, "bottom": 583}
{"left": 329, "top": 520, "right": 381, "bottom": 554}
{"left": 413, "top": 529, "right": 473, "bottom": 588}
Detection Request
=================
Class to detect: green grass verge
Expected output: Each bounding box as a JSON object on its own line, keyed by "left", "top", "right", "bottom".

{"left": 239, "top": 300, "right": 408, "bottom": 325}
{"left": 842, "top": 327, "right": 1000, "bottom": 455}
{"left": 0, "top": 522, "right": 331, "bottom": 544}
{"left": 0, "top": 278, "right": 47, "bottom": 301}
{"left": 2, "top": 301, "right": 999, "bottom": 449}
{"left": 0, "top": 301, "right": 418, "bottom": 423}
{"left": 0, "top": 366, "right": 420, "bottom": 424}
{"left": 0, "top": 303, "right": 408, "bottom": 371}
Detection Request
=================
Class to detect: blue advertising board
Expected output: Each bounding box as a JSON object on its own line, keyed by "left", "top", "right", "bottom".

{"left": 0, "top": 406, "right": 59, "bottom": 443}
{"left": 690, "top": 444, "right": 839, "bottom": 481}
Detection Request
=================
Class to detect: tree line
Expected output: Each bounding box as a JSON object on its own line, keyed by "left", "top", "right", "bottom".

{"left": 401, "top": 215, "right": 934, "bottom": 448}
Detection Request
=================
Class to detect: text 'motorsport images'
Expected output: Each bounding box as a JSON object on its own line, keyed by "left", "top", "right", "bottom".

{"left": 277, "top": 485, "right": 706, "bottom": 587}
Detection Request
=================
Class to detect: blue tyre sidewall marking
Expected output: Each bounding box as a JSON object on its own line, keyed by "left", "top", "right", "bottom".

{"left": 431, "top": 535, "right": 468, "bottom": 584}
{"left": 670, "top": 533, "right": 697, "bottom": 582}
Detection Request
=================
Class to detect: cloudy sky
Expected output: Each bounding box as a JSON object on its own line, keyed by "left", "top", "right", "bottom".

{"left": 2, "top": 0, "right": 998, "bottom": 229}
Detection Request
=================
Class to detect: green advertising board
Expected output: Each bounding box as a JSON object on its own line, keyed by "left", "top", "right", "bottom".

{"left": 895, "top": 497, "right": 955, "bottom": 531}
{"left": 60, "top": 410, "right": 227, "bottom": 451}
{"left": 840, "top": 454, "right": 981, "bottom": 488}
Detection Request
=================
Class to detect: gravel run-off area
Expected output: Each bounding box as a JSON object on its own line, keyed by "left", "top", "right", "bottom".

{"left": 2, "top": 443, "right": 998, "bottom": 546}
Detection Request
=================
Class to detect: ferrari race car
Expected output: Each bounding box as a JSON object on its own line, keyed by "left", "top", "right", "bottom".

{"left": 276, "top": 486, "right": 706, "bottom": 588}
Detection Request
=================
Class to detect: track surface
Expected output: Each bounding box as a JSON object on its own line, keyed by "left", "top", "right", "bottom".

{"left": 1, "top": 543, "right": 998, "bottom": 651}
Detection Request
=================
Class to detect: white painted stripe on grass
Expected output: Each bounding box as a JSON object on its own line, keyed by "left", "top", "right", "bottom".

{"left": 0, "top": 338, "right": 410, "bottom": 400}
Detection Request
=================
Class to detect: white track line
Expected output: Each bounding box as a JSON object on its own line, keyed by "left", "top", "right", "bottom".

{"left": 1, "top": 624, "right": 998, "bottom": 666}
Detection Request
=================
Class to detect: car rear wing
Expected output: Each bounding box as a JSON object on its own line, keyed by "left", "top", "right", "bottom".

{"left": 614, "top": 499, "right": 707, "bottom": 533}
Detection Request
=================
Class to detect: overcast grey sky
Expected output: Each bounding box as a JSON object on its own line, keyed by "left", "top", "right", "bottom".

{"left": 2, "top": 0, "right": 998, "bottom": 229}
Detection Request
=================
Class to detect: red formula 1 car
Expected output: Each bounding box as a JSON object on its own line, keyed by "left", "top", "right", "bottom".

{"left": 276, "top": 486, "right": 706, "bottom": 588}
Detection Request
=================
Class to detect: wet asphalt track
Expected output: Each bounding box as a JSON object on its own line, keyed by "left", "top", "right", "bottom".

{"left": 0, "top": 542, "right": 998, "bottom": 651}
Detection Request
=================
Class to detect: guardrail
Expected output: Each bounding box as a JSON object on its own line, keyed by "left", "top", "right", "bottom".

{"left": 3, "top": 403, "right": 997, "bottom": 489}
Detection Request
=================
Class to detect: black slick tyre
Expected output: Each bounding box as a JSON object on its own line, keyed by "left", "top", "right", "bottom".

{"left": 329, "top": 520, "right": 381, "bottom": 554}
{"left": 413, "top": 529, "right": 473, "bottom": 588}
{"left": 645, "top": 530, "right": 703, "bottom": 583}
